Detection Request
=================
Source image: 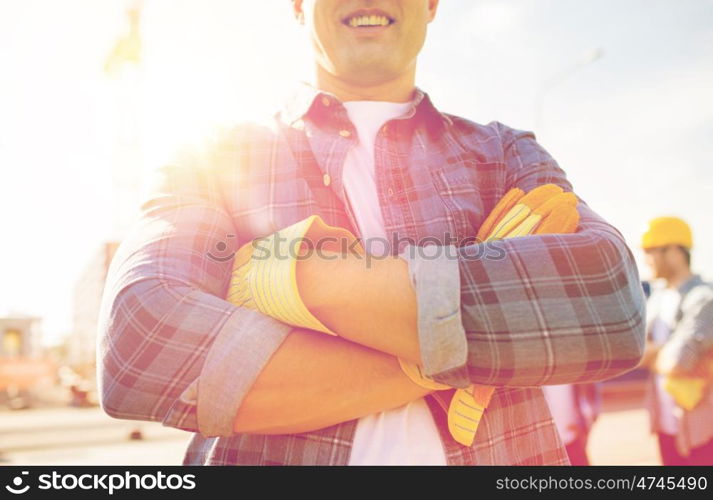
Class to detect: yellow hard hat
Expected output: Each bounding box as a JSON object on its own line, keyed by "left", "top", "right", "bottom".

{"left": 641, "top": 216, "right": 693, "bottom": 250}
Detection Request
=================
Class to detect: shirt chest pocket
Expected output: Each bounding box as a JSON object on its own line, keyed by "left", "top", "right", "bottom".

{"left": 431, "top": 167, "right": 486, "bottom": 245}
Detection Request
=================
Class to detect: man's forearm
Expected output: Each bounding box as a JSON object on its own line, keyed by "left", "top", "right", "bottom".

{"left": 233, "top": 327, "right": 432, "bottom": 434}
{"left": 296, "top": 250, "right": 422, "bottom": 364}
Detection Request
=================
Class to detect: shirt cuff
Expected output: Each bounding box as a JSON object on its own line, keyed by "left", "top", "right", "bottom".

{"left": 398, "top": 244, "right": 471, "bottom": 388}
{"left": 179, "top": 307, "right": 293, "bottom": 437}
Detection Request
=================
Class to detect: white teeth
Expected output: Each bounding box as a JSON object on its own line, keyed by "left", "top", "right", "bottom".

{"left": 347, "top": 15, "right": 390, "bottom": 27}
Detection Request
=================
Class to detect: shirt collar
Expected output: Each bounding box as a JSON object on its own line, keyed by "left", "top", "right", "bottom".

{"left": 278, "top": 80, "right": 453, "bottom": 129}
{"left": 677, "top": 274, "right": 704, "bottom": 296}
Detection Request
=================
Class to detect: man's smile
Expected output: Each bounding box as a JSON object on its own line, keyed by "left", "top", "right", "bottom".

{"left": 341, "top": 8, "right": 396, "bottom": 36}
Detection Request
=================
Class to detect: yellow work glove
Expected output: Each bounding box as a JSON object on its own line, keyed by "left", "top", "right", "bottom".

{"left": 400, "top": 183, "right": 580, "bottom": 446}
{"left": 664, "top": 377, "right": 708, "bottom": 411}
{"left": 662, "top": 355, "right": 713, "bottom": 411}
{"left": 226, "top": 214, "right": 362, "bottom": 336}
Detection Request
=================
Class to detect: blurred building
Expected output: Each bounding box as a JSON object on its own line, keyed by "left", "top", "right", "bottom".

{"left": 69, "top": 242, "right": 120, "bottom": 372}
{"left": 0, "top": 314, "right": 56, "bottom": 406}
{"left": 0, "top": 314, "right": 42, "bottom": 359}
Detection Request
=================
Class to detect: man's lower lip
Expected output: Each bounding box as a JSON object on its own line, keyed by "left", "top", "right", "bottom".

{"left": 342, "top": 23, "right": 393, "bottom": 35}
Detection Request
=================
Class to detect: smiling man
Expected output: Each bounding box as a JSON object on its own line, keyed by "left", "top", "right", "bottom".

{"left": 97, "top": 0, "right": 646, "bottom": 465}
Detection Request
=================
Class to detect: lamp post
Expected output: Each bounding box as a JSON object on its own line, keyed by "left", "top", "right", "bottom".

{"left": 534, "top": 48, "right": 604, "bottom": 133}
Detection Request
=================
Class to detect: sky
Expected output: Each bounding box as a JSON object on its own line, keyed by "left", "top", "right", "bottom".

{"left": 1, "top": 0, "right": 712, "bottom": 344}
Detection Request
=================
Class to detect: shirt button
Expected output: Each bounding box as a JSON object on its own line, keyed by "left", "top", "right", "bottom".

{"left": 387, "top": 187, "right": 394, "bottom": 197}
{"left": 321, "top": 96, "right": 331, "bottom": 107}
{"left": 339, "top": 129, "right": 351, "bottom": 138}
{"left": 323, "top": 173, "right": 331, "bottom": 186}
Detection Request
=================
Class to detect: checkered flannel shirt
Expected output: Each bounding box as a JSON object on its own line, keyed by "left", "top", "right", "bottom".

{"left": 97, "top": 82, "right": 646, "bottom": 465}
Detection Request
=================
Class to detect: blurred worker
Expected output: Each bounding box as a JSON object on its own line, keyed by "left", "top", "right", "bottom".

{"left": 640, "top": 216, "right": 713, "bottom": 465}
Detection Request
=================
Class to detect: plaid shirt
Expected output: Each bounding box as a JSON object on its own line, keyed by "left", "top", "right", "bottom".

{"left": 97, "top": 82, "right": 646, "bottom": 465}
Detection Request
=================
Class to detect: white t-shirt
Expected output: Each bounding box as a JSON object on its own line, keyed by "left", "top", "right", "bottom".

{"left": 650, "top": 287, "right": 683, "bottom": 435}
{"left": 340, "top": 100, "right": 447, "bottom": 465}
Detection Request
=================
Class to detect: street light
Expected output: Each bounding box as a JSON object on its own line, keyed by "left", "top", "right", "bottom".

{"left": 534, "top": 48, "right": 604, "bottom": 133}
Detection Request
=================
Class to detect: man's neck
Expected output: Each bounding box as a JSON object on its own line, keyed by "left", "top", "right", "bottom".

{"left": 666, "top": 269, "right": 694, "bottom": 290}
{"left": 313, "top": 64, "right": 416, "bottom": 103}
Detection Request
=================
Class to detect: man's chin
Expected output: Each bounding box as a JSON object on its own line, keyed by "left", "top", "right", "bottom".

{"left": 334, "top": 63, "right": 401, "bottom": 87}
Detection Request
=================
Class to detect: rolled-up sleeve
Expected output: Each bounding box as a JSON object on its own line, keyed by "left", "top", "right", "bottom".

{"left": 403, "top": 123, "right": 647, "bottom": 388}
{"left": 658, "top": 290, "right": 713, "bottom": 376}
{"left": 97, "top": 133, "right": 292, "bottom": 437}
{"left": 398, "top": 244, "right": 470, "bottom": 389}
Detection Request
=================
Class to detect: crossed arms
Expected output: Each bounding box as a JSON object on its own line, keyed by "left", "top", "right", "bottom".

{"left": 97, "top": 124, "right": 646, "bottom": 437}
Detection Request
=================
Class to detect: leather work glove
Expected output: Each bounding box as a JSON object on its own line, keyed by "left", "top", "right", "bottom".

{"left": 399, "top": 183, "right": 580, "bottom": 446}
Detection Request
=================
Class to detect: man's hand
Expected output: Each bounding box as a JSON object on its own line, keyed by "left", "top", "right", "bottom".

{"left": 642, "top": 340, "right": 688, "bottom": 376}
{"left": 296, "top": 247, "right": 422, "bottom": 363}
{"left": 639, "top": 340, "right": 662, "bottom": 371}
{"left": 654, "top": 349, "right": 680, "bottom": 376}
